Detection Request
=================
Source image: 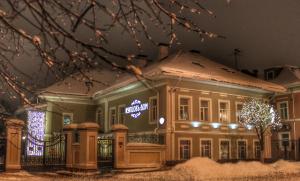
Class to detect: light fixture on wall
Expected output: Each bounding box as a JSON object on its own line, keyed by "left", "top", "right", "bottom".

{"left": 211, "top": 122, "right": 221, "bottom": 129}
{"left": 191, "top": 121, "right": 201, "bottom": 128}
{"left": 159, "top": 117, "right": 165, "bottom": 125}
{"left": 229, "top": 123, "right": 238, "bottom": 129}
{"left": 246, "top": 125, "right": 253, "bottom": 130}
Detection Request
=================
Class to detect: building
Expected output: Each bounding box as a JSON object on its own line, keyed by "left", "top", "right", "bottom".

{"left": 264, "top": 65, "right": 300, "bottom": 160}
{"left": 36, "top": 48, "right": 286, "bottom": 164}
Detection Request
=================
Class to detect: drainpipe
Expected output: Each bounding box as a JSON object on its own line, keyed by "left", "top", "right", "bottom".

{"left": 291, "top": 89, "right": 297, "bottom": 160}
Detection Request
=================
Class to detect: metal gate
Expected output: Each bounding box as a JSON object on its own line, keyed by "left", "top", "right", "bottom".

{"left": 21, "top": 133, "right": 66, "bottom": 171}
{"left": 0, "top": 137, "right": 5, "bottom": 172}
{"left": 97, "top": 138, "right": 114, "bottom": 169}
{"left": 271, "top": 139, "right": 300, "bottom": 161}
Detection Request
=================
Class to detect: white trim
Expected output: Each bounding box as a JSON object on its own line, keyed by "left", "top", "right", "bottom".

{"left": 178, "top": 137, "right": 193, "bottom": 160}
{"left": 149, "top": 96, "right": 159, "bottom": 124}
{"left": 40, "top": 95, "right": 94, "bottom": 105}
{"left": 278, "top": 132, "right": 291, "bottom": 150}
{"left": 199, "top": 97, "right": 212, "bottom": 122}
{"left": 96, "top": 107, "right": 103, "bottom": 123}
{"left": 236, "top": 139, "right": 248, "bottom": 159}
{"left": 218, "top": 99, "right": 231, "bottom": 123}
{"left": 62, "top": 112, "right": 73, "bottom": 126}
{"left": 178, "top": 95, "right": 193, "bottom": 121}
{"left": 199, "top": 138, "right": 213, "bottom": 159}
{"left": 174, "top": 130, "right": 256, "bottom": 135}
{"left": 117, "top": 104, "right": 126, "bottom": 124}
{"left": 235, "top": 101, "right": 243, "bottom": 123}
{"left": 277, "top": 101, "right": 289, "bottom": 120}
{"left": 108, "top": 107, "right": 116, "bottom": 130}
{"left": 219, "top": 138, "right": 231, "bottom": 160}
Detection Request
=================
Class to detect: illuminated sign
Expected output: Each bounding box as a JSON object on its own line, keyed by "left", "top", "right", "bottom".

{"left": 125, "top": 99, "right": 148, "bottom": 118}
{"left": 27, "top": 110, "right": 45, "bottom": 156}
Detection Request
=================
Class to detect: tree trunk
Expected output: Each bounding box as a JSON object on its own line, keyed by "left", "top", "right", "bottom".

{"left": 260, "top": 149, "right": 265, "bottom": 163}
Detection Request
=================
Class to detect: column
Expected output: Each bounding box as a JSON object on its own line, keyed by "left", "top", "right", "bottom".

{"left": 5, "top": 119, "right": 24, "bottom": 171}
{"left": 63, "top": 123, "right": 78, "bottom": 169}
{"left": 111, "top": 124, "right": 128, "bottom": 168}
{"left": 77, "top": 122, "right": 99, "bottom": 170}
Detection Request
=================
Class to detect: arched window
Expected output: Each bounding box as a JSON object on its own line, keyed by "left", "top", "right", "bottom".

{"left": 96, "top": 108, "right": 104, "bottom": 133}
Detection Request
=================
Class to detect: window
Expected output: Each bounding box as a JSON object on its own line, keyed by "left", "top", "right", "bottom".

{"left": 219, "top": 140, "right": 230, "bottom": 160}
{"left": 179, "top": 139, "right": 191, "bottom": 160}
{"left": 149, "top": 97, "right": 158, "bottom": 124}
{"left": 237, "top": 140, "right": 247, "bottom": 160}
{"left": 219, "top": 100, "right": 230, "bottom": 122}
{"left": 63, "top": 113, "right": 73, "bottom": 126}
{"left": 266, "top": 71, "right": 274, "bottom": 80}
{"left": 118, "top": 105, "right": 126, "bottom": 125}
{"left": 109, "top": 107, "right": 116, "bottom": 129}
{"left": 236, "top": 103, "right": 243, "bottom": 122}
{"left": 280, "top": 132, "right": 290, "bottom": 149}
{"left": 254, "top": 141, "right": 261, "bottom": 160}
{"left": 200, "top": 99, "right": 211, "bottom": 122}
{"left": 200, "top": 139, "right": 212, "bottom": 159}
{"left": 96, "top": 108, "right": 104, "bottom": 132}
{"left": 179, "top": 96, "right": 191, "bottom": 120}
{"left": 278, "top": 102, "right": 289, "bottom": 120}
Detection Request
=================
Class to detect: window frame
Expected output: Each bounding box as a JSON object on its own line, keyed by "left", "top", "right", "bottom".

{"left": 178, "top": 95, "right": 193, "bottom": 121}
{"left": 277, "top": 101, "right": 289, "bottom": 120}
{"left": 253, "top": 139, "right": 261, "bottom": 160}
{"left": 266, "top": 70, "right": 275, "bottom": 80}
{"left": 219, "top": 139, "right": 231, "bottom": 160}
{"left": 235, "top": 102, "right": 243, "bottom": 123}
{"left": 199, "top": 98, "right": 212, "bottom": 122}
{"left": 279, "top": 132, "right": 291, "bottom": 150}
{"left": 218, "top": 100, "right": 231, "bottom": 123}
{"left": 62, "top": 112, "right": 73, "bottom": 126}
{"left": 118, "top": 104, "right": 126, "bottom": 125}
{"left": 149, "top": 96, "right": 159, "bottom": 124}
{"left": 96, "top": 107, "right": 104, "bottom": 132}
{"left": 200, "top": 138, "right": 213, "bottom": 159}
{"left": 236, "top": 139, "right": 248, "bottom": 160}
{"left": 108, "top": 107, "right": 117, "bottom": 130}
{"left": 178, "top": 137, "right": 192, "bottom": 160}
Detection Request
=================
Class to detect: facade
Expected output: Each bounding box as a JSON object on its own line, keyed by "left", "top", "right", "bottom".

{"left": 38, "top": 49, "right": 285, "bottom": 164}
{"left": 264, "top": 65, "right": 300, "bottom": 160}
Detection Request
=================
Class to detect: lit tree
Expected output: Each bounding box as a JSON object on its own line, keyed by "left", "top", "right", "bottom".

{"left": 240, "top": 98, "right": 282, "bottom": 162}
{"left": 0, "top": 0, "right": 226, "bottom": 106}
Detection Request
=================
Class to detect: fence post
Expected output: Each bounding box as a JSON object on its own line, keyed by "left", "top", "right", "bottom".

{"left": 5, "top": 119, "right": 24, "bottom": 171}
{"left": 77, "top": 122, "right": 99, "bottom": 170}
{"left": 111, "top": 124, "right": 128, "bottom": 168}
{"left": 63, "top": 124, "right": 77, "bottom": 169}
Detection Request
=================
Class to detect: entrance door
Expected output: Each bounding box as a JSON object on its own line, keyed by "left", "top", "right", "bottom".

{"left": 97, "top": 138, "right": 114, "bottom": 169}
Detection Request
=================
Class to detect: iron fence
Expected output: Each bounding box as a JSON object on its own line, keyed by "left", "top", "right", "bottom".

{"left": 97, "top": 137, "right": 114, "bottom": 169}
{"left": 21, "top": 133, "right": 66, "bottom": 171}
{"left": 127, "top": 133, "right": 165, "bottom": 144}
{"left": 0, "top": 137, "right": 5, "bottom": 172}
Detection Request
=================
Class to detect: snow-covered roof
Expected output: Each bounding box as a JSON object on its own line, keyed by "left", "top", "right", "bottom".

{"left": 40, "top": 69, "right": 129, "bottom": 96}
{"left": 41, "top": 51, "right": 286, "bottom": 98}
{"left": 270, "top": 65, "right": 300, "bottom": 87}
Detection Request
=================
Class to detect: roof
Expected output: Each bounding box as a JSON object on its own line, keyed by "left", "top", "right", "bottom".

{"left": 40, "top": 51, "right": 286, "bottom": 98}
{"left": 270, "top": 65, "right": 300, "bottom": 87}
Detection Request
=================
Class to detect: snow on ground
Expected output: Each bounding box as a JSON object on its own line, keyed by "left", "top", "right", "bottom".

{"left": 1, "top": 158, "right": 300, "bottom": 181}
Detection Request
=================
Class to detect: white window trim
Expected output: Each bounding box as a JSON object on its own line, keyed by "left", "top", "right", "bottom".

{"left": 118, "top": 104, "right": 126, "bottom": 125}
{"left": 219, "top": 138, "right": 231, "bottom": 160}
{"left": 278, "top": 132, "right": 291, "bottom": 150}
{"left": 199, "top": 97, "right": 212, "bottom": 122}
{"left": 200, "top": 138, "right": 213, "bottom": 159}
{"left": 277, "top": 101, "right": 289, "bottom": 120}
{"left": 96, "top": 107, "right": 102, "bottom": 123}
{"left": 253, "top": 139, "right": 260, "bottom": 159}
{"left": 178, "top": 95, "right": 193, "bottom": 121}
{"left": 178, "top": 137, "right": 193, "bottom": 160}
{"left": 149, "top": 96, "right": 159, "bottom": 124}
{"left": 236, "top": 139, "right": 248, "bottom": 159}
{"left": 266, "top": 70, "right": 274, "bottom": 80}
{"left": 108, "top": 107, "right": 116, "bottom": 130}
{"left": 235, "top": 102, "right": 243, "bottom": 123}
{"left": 218, "top": 99, "right": 231, "bottom": 123}
{"left": 62, "top": 112, "right": 73, "bottom": 126}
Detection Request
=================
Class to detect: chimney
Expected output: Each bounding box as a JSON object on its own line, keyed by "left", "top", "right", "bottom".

{"left": 157, "top": 43, "right": 169, "bottom": 60}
